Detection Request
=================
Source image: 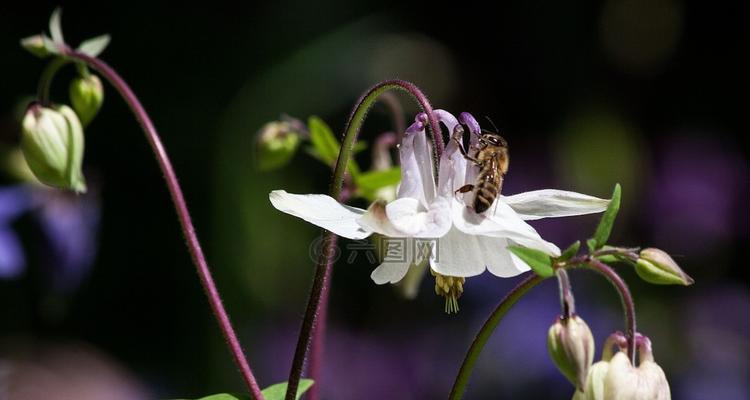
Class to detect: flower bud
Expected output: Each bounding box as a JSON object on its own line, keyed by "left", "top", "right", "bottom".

{"left": 256, "top": 121, "right": 300, "bottom": 171}
{"left": 572, "top": 360, "right": 609, "bottom": 400}
{"left": 635, "top": 248, "right": 694, "bottom": 286}
{"left": 21, "top": 104, "right": 86, "bottom": 193}
{"left": 604, "top": 352, "right": 670, "bottom": 400}
{"left": 572, "top": 336, "right": 671, "bottom": 400}
{"left": 20, "top": 35, "right": 54, "bottom": 58}
{"left": 69, "top": 74, "right": 104, "bottom": 126}
{"left": 548, "top": 315, "right": 595, "bottom": 390}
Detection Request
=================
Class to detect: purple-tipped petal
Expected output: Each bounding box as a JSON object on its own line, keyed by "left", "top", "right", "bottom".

{"left": 459, "top": 112, "right": 481, "bottom": 137}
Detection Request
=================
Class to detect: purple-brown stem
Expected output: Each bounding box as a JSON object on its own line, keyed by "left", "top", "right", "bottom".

{"left": 583, "top": 257, "right": 637, "bottom": 363}
{"left": 287, "top": 80, "right": 442, "bottom": 400}
{"left": 60, "top": 49, "right": 264, "bottom": 399}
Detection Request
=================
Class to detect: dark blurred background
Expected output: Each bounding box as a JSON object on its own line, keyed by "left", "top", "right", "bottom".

{"left": 0, "top": 1, "right": 748, "bottom": 399}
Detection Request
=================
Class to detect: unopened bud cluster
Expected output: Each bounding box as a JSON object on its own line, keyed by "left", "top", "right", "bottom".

{"left": 573, "top": 335, "right": 670, "bottom": 400}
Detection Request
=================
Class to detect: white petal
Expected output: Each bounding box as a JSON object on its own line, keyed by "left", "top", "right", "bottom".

{"left": 397, "top": 127, "right": 436, "bottom": 206}
{"left": 489, "top": 238, "right": 533, "bottom": 277}
{"left": 371, "top": 260, "right": 411, "bottom": 284}
{"left": 357, "top": 201, "right": 404, "bottom": 237}
{"left": 502, "top": 189, "right": 610, "bottom": 220}
{"left": 359, "top": 196, "right": 452, "bottom": 239}
{"left": 452, "top": 199, "right": 560, "bottom": 256}
{"left": 269, "top": 190, "right": 370, "bottom": 239}
{"left": 437, "top": 121, "right": 469, "bottom": 197}
{"left": 385, "top": 197, "right": 425, "bottom": 235}
{"left": 430, "top": 229, "right": 530, "bottom": 278}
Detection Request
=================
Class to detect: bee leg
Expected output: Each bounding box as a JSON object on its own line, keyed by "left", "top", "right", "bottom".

{"left": 452, "top": 137, "right": 481, "bottom": 165}
{"left": 455, "top": 184, "right": 474, "bottom": 195}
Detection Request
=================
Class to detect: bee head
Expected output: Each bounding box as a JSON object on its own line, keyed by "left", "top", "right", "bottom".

{"left": 480, "top": 131, "right": 508, "bottom": 148}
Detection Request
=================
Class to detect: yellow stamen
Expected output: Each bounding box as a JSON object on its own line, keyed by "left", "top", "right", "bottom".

{"left": 431, "top": 270, "right": 465, "bottom": 314}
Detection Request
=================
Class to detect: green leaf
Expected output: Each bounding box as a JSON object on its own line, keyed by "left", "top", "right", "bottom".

{"left": 49, "top": 7, "right": 64, "bottom": 44}
{"left": 355, "top": 167, "right": 401, "bottom": 201}
{"left": 308, "top": 116, "right": 340, "bottom": 164}
{"left": 78, "top": 34, "right": 111, "bottom": 57}
{"left": 261, "top": 379, "right": 315, "bottom": 400}
{"left": 355, "top": 167, "right": 401, "bottom": 191}
{"left": 590, "top": 183, "right": 621, "bottom": 250}
{"left": 558, "top": 241, "right": 580, "bottom": 261}
{"left": 586, "top": 238, "right": 598, "bottom": 253}
{"left": 507, "top": 245, "right": 554, "bottom": 278}
{"left": 307, "top": 116, "right": 360, "bottom": 177}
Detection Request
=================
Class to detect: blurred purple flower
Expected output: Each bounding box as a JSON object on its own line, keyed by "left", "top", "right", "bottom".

{"left": 676, "top": 285, "right": 750, "bottom": 400}
{"left": 0, "top": 187, "right": 33, "bottom": 278}
{"left": 0, "top": 184, "right": 99, "bottom": 292}
{"left": 647, "top": 135, "right": 748, "bottom": 257}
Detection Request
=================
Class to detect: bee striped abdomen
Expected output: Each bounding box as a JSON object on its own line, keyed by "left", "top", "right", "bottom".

{"left": 473, "top": 165, "right": 501, "bottom": 213}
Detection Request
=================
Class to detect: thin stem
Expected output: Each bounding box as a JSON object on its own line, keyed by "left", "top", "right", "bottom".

{"left": 37, "top": 57, "right": 68, "bottom": 105}
{"left": 555, "top": 269, "right": 575, "bottom": 318}
{"left": 449, "top": 273, "right": 543, "bottom": 400}
{"left": 287, "top": 80, "right": 442, "bottom": 400}
{"left": 585, "top": 258, "right": 637, "bottom": 364}
{"left": 58, "top": 49, "right": 264, "bottom": 399}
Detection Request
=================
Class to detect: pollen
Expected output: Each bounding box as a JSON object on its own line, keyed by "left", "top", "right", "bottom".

{"left": 431, "top": 270, "right": 465, "bottom": 314}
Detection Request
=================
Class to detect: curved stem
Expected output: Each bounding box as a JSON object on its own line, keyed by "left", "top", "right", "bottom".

{"left": 585, "top": 258, "right": 637, "bottom": 364}
{"left": 287, "top": 80, "right": 442, "bottom": 400}
{"left": 57, "top": 49, "right": 264, "bottom": 399}
{"left": 449, "top": 273, "right": 543, "bottom": 400}
{"left": 37, "top": 57, "right": 69, "bottom": 105}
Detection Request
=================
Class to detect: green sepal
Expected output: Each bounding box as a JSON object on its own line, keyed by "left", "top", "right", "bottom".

{"left": 595, "top": 254, "right": 619, "bottom": 264}
{"left": 558, "top": 240, "right": 581, "bottom": 261}
{"left": 507, "top": 245, "right": 554, "bottom": 278}
{"left": 586, "top": 238, "right": 598, "bottom": 254}
{"left": 77, "top": 34, "right": 111, "bottom": 57}
{"left": 589, "top": 183, "right": 621, "bottom": 250}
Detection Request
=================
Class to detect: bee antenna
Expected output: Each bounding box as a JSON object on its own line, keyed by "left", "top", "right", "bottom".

{"left": 484, "top": 116, "right": 500, "bottom": 132}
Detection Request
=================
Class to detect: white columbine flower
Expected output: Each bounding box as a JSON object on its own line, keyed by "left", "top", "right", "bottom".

{"left": 270, "top": 110, "right": 609, "bottom": 310}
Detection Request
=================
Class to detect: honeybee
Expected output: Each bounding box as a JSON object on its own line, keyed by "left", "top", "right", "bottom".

{"left": 454, "top": 126, "right": 509, "bottom": 214}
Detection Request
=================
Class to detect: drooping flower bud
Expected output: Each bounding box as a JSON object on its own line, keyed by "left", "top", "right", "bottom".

{"left": 548, "top": 314, "right": 595, "bottom": 390}
{"left": 21, "top": 104, "right": 86, "bottom": 193}
{"left": 603, "top": 351, "right": 670, "bottom": 399}
{"left": 572, "top": 335, "right": 671, "bottom": 400}
{"left": 256, "top": 121, "right": 301, "bottom": 171}
{"left": 69, "top": 74, "right": 104, "bottom": 126}
{"left": 635, "top": 248, "right": 694, "bottom": 286}
{"left": 572, "top": 360, "right": 609, "bottom": 400}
